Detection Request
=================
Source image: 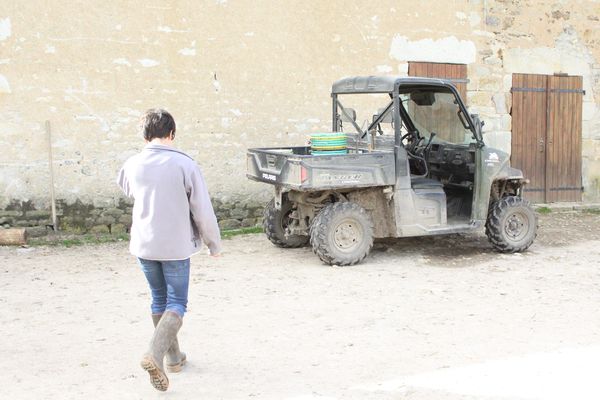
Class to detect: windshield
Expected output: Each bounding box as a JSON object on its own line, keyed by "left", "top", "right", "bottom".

{"left": 400, "top": 90, "right": 474, "bottom": 145}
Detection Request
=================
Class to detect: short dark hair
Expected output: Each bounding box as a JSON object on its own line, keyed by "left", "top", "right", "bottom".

{"left": 141, "top": 108, "right": 176, "bottom": 140}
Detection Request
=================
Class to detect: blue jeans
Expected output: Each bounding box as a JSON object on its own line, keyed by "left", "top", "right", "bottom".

{"left": 137, "top": 258, "right": 190, "bottom": 317}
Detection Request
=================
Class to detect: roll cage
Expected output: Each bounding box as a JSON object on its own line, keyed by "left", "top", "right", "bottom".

{"left": 331, "top": 76, "right": 484, "bottom": 148}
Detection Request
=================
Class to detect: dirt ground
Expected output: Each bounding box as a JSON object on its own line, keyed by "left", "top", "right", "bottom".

{"left": 1, "top": 211, "right": 600, "bottom": 400}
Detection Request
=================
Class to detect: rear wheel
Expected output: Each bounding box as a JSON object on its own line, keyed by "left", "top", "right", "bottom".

{"left": 263, "top": 198, "right": 309, "bottom": 248}
{"left": 485, "top": 196, "right": 537, "bottom": 253}
{"left": 310, "top": 202, "right": 373, "bottom": 266}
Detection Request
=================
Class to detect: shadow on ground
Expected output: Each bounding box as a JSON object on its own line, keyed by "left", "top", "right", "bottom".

{"left": 370, "top": 212, "right": 600, "bottom": 267}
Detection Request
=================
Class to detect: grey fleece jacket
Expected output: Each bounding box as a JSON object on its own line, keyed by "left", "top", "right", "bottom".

{"left": 117, "top": 144, "right": 222, "bottom": 260}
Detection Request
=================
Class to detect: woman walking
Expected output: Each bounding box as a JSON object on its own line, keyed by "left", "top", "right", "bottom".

{"left": 117, "top": 109, "right": 222, "bottom": 391}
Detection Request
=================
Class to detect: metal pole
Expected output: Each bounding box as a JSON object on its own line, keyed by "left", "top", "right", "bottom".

{"left": 45, "top": 120, "right": 58, "bottom": 231}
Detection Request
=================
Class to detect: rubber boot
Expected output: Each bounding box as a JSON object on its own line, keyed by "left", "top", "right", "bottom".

{"left": 151, "top": 314, "right": 187, "bottom": 373}
{"left": 140, "top": 311, "right": 182, "bottom": 391}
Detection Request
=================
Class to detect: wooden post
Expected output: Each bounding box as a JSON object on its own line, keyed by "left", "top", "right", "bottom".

{"left": 0, "top": 228, "right": 27, "bottom": 246}
{"left": 46, "top": 120, "right": 58, "bottom": 231}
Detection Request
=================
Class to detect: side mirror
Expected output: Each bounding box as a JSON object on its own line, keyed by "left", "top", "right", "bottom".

{"left": 470, "top": 113, "right": 485, "bottom": 134}
{"left": 373, "top": 107, "right": 393, "bottom": 123}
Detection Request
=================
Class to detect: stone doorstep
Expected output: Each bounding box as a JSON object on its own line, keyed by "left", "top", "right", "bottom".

{"left": 534, "top": 202, "right": 600, "bottom": 212}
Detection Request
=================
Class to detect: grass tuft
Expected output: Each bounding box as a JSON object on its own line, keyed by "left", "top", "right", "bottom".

{"left": 582, "top": 208, "right": 600, "bottom": 215}
{"left": 28, "top": 233, "right": 130, "bottom": 247}
{"left": 221, "top": 226, "right": 263, "bottom": 239}
{"left": 536, "top": 206, "right": 552, "bottom": 214}
{"left": 26, "top": 226, "right": 264, "bottom": 247}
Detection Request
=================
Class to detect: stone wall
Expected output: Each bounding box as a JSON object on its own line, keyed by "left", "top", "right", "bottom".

{"left": 1, "top": 0, "right": 599, "bottom": 233}
{"left": 0, "top": 197, "right": 264, "bottom": 235}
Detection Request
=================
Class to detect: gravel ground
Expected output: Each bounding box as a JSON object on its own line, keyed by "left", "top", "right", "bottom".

{"left": 1, "top": 211, "right": 599, "bottom": 400}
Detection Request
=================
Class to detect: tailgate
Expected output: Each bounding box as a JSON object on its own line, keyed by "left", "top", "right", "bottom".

{"left": 246, "top": 146, "right": 308, "bottom": 188}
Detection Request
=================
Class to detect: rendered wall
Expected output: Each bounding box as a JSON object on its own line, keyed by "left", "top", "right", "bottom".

{"left": 1, "top": 0, "right": 599, "bottom": 230}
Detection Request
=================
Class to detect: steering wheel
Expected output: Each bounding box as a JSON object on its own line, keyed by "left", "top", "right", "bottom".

{"left": 404, "top": 134, "right": 425, "bottom": 155}
{"left": 401, "top": 131, "right": 431, "bottom": 177}
{"left": 401, "top": 130, "right": 417, "bottom": 143}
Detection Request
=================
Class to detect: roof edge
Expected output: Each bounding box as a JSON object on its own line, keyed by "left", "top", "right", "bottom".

{"left": 331, "top": 75, "right": 454, "bottom": 94}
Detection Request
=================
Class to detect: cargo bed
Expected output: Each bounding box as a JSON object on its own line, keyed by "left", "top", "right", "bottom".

{"left": 246, "top": 146, "right": 395, "bottom": 190}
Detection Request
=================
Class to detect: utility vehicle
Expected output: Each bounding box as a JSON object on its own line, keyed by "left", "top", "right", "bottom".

{"left": 247, "top": 76, "right": 537, "bottom": 265}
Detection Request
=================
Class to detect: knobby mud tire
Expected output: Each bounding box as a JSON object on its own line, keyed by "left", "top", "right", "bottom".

{"left": 309, "top": 202, "right": 374, "bottom": 266}
{"left": 263, "top": 199, "right": 309, "bottom": 248}
{"left": 485, "top": 196, "right": 538, "bottom": 253}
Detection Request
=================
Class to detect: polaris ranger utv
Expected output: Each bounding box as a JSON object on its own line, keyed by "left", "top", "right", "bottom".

{"left": 247, "top": 76, "right": 537, "bottom": 266}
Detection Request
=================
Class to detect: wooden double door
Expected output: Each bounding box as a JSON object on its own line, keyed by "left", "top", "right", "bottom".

{"left": 511, "top": 73, "right": 584, "bottom": 203}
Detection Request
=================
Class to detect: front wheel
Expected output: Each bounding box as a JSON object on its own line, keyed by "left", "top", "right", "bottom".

{"left": 485, "top": 196, "right": 538, "bottom": 253}
{"left": 310, "top": 202, "right": 374, "bottom": 266}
